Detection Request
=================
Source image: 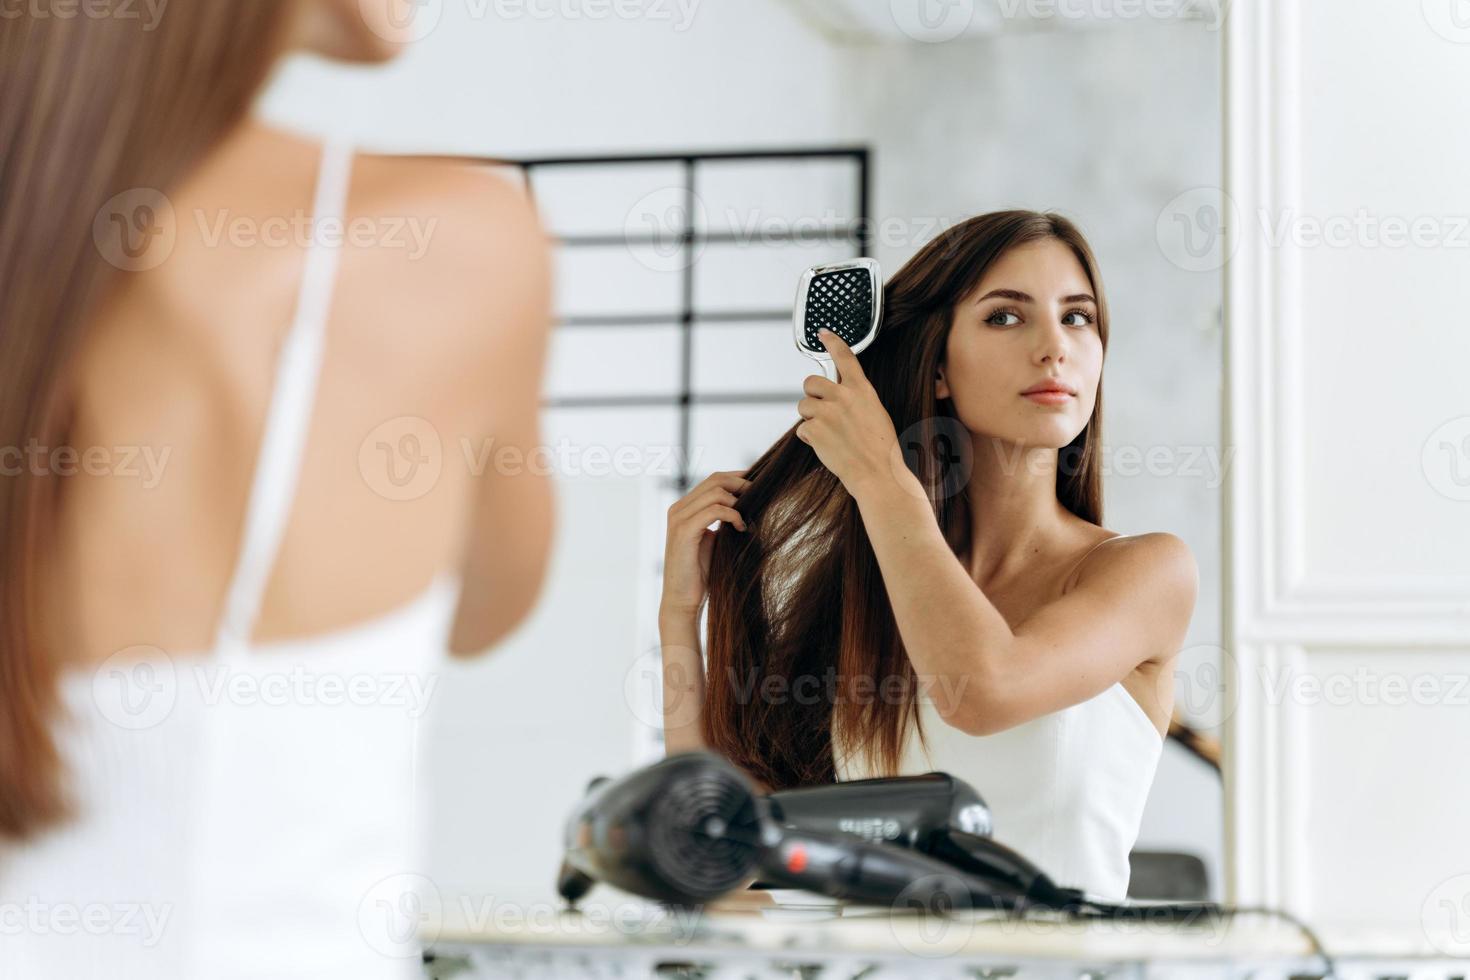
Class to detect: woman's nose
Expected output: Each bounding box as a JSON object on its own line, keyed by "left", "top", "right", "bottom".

{"left": 1035, "top": 318, "right": 1069, "bottom": 364}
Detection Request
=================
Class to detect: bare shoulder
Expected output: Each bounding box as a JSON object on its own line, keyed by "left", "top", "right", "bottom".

{"left": 350, "top": 153, "right": 543, "bottom": 250}
{"left": 112, "top": 128, "right": 553, "bottom": 445}
{"left": 1075, "top": 532, "right": 1198, "bottom": 666}
{"left": 346, "top": 153, "right": 550, "bottom": 320}
{"left": 333, "top": 153, "right": 553, "bottom": 392}
{"left": 1081, "top": 531, "right": 1197, "bottom": 592}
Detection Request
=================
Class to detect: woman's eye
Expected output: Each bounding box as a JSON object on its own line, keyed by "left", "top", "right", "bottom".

{"left": 985, "top": 309, "right": 1021, "bottom": 327}
{"left": 1063, "top": 310, "right": 1096, "bottom": 328}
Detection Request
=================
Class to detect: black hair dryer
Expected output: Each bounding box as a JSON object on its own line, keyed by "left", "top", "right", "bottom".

{"left": 764, "top": 771, "right": 1076, "bottom": 908}
{"left": 556, "top": 753, "right": 1006, "bottom": 910}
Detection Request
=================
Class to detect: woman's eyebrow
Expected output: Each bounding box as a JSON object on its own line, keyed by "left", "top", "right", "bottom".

{"left": 975, "top": 288, "right": 1097, "bottom": 305}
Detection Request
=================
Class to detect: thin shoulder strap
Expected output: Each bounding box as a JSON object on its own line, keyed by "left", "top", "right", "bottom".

{"left": 214, "top": 139, "right": 355, "bottom": 656}
{"left": 1065, "top": 532, "right": 1132, "bottom": 590}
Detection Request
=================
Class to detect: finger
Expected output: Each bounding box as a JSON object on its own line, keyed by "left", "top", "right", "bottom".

{"left": 699, "top": 504, "right": 747, "bottom": 531}
{"left": 802, "top": 374, "right": 839, "bottom": 398}
{"left": 669, "top": 485, "right": 739, "bottom": 522}
{"left": 674, "top": 498, "right": 742, "bottom": 535}
{"left": 796, "top": 396, "right": 824, "bottom": 420}
{"left": 818, "top": 328, "right": 868, "bottom": 386}
{"left": 671, "top": 473, "right": 750, "bottom": 517}
{"left": 699, "top": 470, "right": 751, "bottom": 493}
{"left": 688, "top": 487, "right": 739, "bottom": 518}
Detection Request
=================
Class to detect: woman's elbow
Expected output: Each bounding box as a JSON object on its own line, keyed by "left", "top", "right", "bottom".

{"left": 447, "top": 512, "right": 555, "bottom": 657}
{"left": 446, "top": 576, "right": 545, "bottom": 658}
{"left": 938, "top": 704, "right": 1000, "bottom": 738}
{"left": 934, "top": 683, "right": 1011, "bottom": 738}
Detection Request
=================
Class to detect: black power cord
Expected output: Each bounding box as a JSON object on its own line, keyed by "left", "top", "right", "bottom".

{"left": 1009, "top": 886, "right": 1338, "bottom": 980}
{"left": 870, "top": 873, "right": 1337, "bottom": 977}
{"left": 1083, "top": 901, "right": 1336, "bottom": 980}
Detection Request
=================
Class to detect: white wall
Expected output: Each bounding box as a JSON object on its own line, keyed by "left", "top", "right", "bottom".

{"left": 258, "top": 0, "right": 851, "bottom": 155}
{"left": 1225, "top": 0, "right": 1470, "bottom": 954}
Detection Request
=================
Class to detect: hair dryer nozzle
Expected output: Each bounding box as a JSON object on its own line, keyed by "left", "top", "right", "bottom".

{"left": 559, "top": 752, "right": 766, "bottom": 906}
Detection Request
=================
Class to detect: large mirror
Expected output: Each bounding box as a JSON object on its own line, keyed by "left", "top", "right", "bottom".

{"left": 258, "top": 0, "right": 1227, "bottom": 919}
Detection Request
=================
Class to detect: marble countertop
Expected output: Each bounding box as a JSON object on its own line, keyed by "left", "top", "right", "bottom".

{"left": 424, "top": 887, "right": 1453, "bottom": 964}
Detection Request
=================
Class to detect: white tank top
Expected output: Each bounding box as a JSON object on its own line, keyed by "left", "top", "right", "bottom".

{"left": 834, "top": 535, "right": 1165, "bottom": 904}
{"left": 0, "top": 139, "right": 462, "bottom": 978}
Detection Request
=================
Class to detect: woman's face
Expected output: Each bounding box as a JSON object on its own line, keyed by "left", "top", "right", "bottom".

{"left": 936, "top": 237, "right": 1104, "bottom": 450}
{"left": 300, "top": 0, "right": 422, "bottom": 62}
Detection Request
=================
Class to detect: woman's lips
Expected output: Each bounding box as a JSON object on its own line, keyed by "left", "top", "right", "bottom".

{"left": 1022, "top": 391, "right": 1073, "bottom": 405}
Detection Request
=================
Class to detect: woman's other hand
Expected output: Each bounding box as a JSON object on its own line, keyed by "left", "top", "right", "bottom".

{"left": 660, "top": 470, "right": 750, "bottom": 617}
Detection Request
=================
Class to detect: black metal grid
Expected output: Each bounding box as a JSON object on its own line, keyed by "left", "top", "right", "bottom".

{"left": 512, "top": 148, "right": 872, "bottom": 491}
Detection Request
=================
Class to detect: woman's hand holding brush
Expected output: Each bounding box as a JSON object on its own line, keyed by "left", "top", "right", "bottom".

{"left": 796, "top": 328, "right": 911, "bottom": 501}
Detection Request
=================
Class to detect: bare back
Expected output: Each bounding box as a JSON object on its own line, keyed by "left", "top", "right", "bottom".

{"left": 41, "top": 122, "right": 554, "bottom": 669}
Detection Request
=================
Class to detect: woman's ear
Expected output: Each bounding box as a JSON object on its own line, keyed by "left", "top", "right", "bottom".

{"left": 935, "top": 362, "right": 951, "bottom": 400}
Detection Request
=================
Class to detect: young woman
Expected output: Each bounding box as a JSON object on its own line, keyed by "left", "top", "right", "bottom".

{"left": 660, "top": 210, "right": 1198, "bottom": 902}
{"left": 0, "top": 2, "right": 553, "bottom": 975}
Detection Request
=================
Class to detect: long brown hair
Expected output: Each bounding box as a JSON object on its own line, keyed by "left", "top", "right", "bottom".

{"left": 701, "top": 210, "right": 1112, "bottom": 790}
{"left": 0, "top": 2, "right": 294, "bottom": 839}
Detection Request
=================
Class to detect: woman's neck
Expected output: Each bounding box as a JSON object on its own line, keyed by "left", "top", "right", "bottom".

{"left": 959, "top": 437, "right": 1077, "bottom": 587}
